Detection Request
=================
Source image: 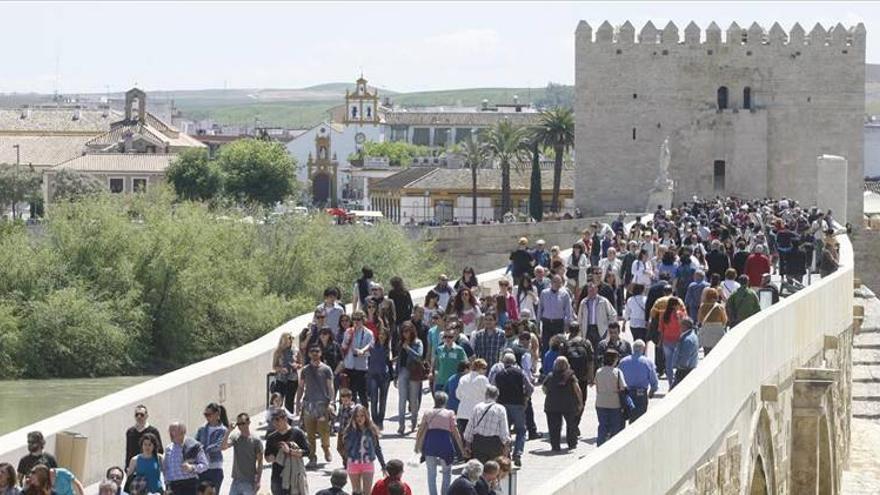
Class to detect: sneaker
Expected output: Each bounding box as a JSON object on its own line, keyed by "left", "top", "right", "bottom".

{"left": 397, "top": 426, "right": 406, "bottom": 435}
{"left": 513, "top": 456, "right": 522, "bottom": 467}
{"left": 306, "top": 458, "right": 318, "bottom": 470}
{"left": 528, "top": 431, "right": 542, "bottom": 440}
{"left": 323, "top": 447, "right": 332, "bottom": 462}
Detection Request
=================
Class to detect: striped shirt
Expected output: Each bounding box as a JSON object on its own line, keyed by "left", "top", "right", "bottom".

{"left": 463, "top": 401, "right": 510, "bottom": 444}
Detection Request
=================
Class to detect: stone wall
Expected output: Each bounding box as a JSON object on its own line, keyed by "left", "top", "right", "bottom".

{"left": 574, "top": 21, "right": 865, "bottom": 225}
{"left": 407, "top": 216, "right": 618, "bottom": 274}
{"left": 852, "top": 226, "right": 880, "bottom": 295}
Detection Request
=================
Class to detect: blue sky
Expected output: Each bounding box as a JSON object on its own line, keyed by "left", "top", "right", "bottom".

{"left": 1, "top": 1, "right": 876, "bottom": 93}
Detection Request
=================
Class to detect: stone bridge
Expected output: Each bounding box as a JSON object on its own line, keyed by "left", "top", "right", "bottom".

{"left": 0, "top": 227, "right": 859, "bottom": 495}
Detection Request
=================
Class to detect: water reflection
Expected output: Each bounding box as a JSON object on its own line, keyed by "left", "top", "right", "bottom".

{"left": 0, "top": 376, "right": 153, "bottom": 435}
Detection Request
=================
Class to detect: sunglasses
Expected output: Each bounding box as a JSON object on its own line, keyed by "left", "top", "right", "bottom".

{"left": 135, "top": 412, "right": 146, "bottom": 418}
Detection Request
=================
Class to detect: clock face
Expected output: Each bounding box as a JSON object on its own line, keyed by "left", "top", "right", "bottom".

{"left": 355, "top": 132, "right": 366, "bottom": 144}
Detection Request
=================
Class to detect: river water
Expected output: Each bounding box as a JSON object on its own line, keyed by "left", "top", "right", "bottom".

{"left": 0, "top": 376, "right": 153, "bottom": 436}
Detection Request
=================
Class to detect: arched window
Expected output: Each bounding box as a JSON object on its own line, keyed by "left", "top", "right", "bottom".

{"left": 743, "top": 87, "right": 752, "bottom": 109}
{"left": 351, "top": 106, "right": 358, "bottom": 118}
{"left": 366, "top": 106, "right": 372, "bottom": 118}
{"left": 717, "top": 86, "right": 729, "bottom": 110}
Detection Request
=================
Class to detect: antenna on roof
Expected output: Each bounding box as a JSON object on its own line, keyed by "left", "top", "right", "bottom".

{"left": 53, "top": 40, "right": 61, "bottom": 102}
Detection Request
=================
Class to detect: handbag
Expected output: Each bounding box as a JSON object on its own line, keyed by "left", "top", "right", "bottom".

{"left": 407, "top": 356, "right": 429, "bottom": 381}
{"left": 617, "top": 370, "right": 635, "bottom": 420}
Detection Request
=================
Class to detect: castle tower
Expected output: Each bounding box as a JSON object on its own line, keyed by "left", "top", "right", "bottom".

{"left": 306, "top": 126, "right": 339, "bottom": 207}
{"left": 574, "top": 20, "right": 865, "bottom": 224}
{"left": 343, "top": 75, "right": 381, "bottom": 126}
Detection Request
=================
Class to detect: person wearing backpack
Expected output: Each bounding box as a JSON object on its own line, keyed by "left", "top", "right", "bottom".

{"left": 563, "top": 323, "right": 594, "bottom": 430}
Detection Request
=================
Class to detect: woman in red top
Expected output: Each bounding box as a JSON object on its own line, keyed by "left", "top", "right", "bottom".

{"left": 659, "top": 297, "right": 685, "bottom": 389}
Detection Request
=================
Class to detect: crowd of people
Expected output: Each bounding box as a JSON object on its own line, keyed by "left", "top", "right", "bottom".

{"left": 4, "top": 197, "right": 842, "bottom": 495}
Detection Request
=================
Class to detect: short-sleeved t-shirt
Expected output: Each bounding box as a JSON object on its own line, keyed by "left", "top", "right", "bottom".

{"left": 17, "top": 452, "right": 58, "bottom": 479}
{"left": 301, "top": 362, "right": 334, "bottom": 405}
{"left": 231, "top": 434, "right": 263, "bottom": 481}
{"left": 433, "top": 344, "right": 467, "bottom": 386}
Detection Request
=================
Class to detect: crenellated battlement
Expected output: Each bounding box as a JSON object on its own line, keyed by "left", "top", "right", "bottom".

{"left": 576, "top": 20, "right": 866, "bottom": 48}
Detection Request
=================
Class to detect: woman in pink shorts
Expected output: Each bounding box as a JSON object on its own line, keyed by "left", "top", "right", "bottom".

{"left": 342, "top": 405, "right": 386, "bottom": 495}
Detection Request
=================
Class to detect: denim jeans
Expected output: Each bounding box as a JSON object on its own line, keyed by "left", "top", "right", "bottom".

{"left": 397, "top": 367, "right": 422, "bottom": 429}
{"left": 662, "top": 342, "right": 677, "bottom": 389}
{"left": 595, "top": 407, "right": 624, "bottom": 446}
{"left": 367, "top": 373, "right": 390, "bottom": 426}
{"left": 199, "top": 469, "right": 224, "bottom": 493}
{"left": 503, "top": 403, "right": 527, "bottom": 457}
{"left": 228, "top": 479, "right": 257, "bottom": 495}
{"left": 627, "top": 389, "right": 649, "bottom": 423}
{"left": 425, "top": 455, "right": 451, "bottom": 495}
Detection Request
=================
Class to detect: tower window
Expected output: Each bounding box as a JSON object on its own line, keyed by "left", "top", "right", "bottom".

{"left": 717, "top": 86, "right": 729, "bottom": 110}
{"left": 633, "top": 93, "right": 638, "bottom": 99}
{"left": 743, "top": 87, "right": 752, "bottom": 109}
{"left": 351, "top": 106, "right": 358, "bottom": 118}
{"left": 632, "top": 128, "right": 636, "bottom": 140}
{"left": 366, "top": 106, "right": 372, "bottom": 118}
{"left": 713, "top": 160, "right": 726, "bottom": 191}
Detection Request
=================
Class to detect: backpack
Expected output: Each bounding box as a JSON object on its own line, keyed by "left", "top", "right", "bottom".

{"left": 565, "top": 340, "right": 592, "bottom": 380}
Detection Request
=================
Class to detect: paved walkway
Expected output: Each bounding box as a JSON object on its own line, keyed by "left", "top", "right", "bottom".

{"left": 219, "top": 325, "right": 670, "bottom": 495}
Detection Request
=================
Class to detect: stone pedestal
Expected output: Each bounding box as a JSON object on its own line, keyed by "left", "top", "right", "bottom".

{"left": 816, "top": 155, "right": 847, "bottom": 223}
{"left": 646, "top": 187, "right": 673, "bottom": 211}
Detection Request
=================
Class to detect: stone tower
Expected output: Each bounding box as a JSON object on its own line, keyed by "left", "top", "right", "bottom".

{"left": 574, "top": 21, "right": 865, "bottom": 223}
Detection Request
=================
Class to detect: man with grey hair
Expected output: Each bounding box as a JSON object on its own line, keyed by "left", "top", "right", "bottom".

{"left": 618, "top": 340, "right": 659, "bottom": 423}
{"left": 448, "top": 459, "right": 484, "bottom": 495}
{"left": 745, "top": 244, "right": 771, "bottom": 288}
{"left": 463, "top": 386, "right": 509, "bottom": 464}
{"left": 163, "top": 422, "right": 208, "bottom": 495}
{"left": 98, "top": 480, "right": 118, "bottom": 495}
{"left": 684, "top": 270, "right": 709, "bottom": 321}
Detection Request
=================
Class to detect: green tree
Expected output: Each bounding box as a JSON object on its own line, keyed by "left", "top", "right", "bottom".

{"left": 528, "top": 141, "right": 543, "bottom": 222}
{"left": 218, "top": 139, "right": 297, "bottom": 207}
{"left": 166, "top": 148, "right": 223, "bottom": 201}
{"left": 0, "top": 164, "right": 42, "bottom": 219}
{"left": 459, "top": 134, "right": 489, "bottom": 225}
{"left": 533, "top": 107, "right": 575, "bottom": 212}
{"left": 50, "top": 169, "right": 103, "bottom": 202}
{"left": 486, "top": 120, "right": 529, "bottom": 216}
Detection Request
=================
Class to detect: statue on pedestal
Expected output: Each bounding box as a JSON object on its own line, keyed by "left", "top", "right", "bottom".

{"left": 646, "top": 137, "right": 674, "bottom": 211}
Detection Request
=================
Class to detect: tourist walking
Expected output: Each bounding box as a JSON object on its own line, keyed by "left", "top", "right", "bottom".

{"left": 471, "top": 313, "right": 507, "bottom": 368}
{"left": 594, "top": 350, "right": 626, "bottom": 446}
{"left": 265, "top": 409, "right": 310, "bottom": 495}
{"left": 448, "top": 460, "right": 483, "bottom": 495}
{"left": 726, "top": 275, "right": 761, "bottom": 327}
{"left": 342, "top": 311, "right": 374, "bottom": 406}
{"left": 369, "top": 459, "right": 411, "bottom": 495}
{"left": 296, "top": 345, "right": 335, "bottom": 467}
{"left": 123, "top": 406, "right": 163, "bottom": 491}
{"left": 624, "top": 283, "right": 649, "bottom": 342}
{"left": 432, "top": 329, "right": 468, "bottom": 394}
{"left": 395, "top": 321, "right": 425, "bottom": 435}
{"left": 196, "top": 403, "right": 228, "bottom": 491}
{"left": 221, "top": 414, "right": 263, "bottom": 495}
{"left": 272, "top": 332, "right": 300, "bottom": 414}
{"left": 617, "top": 340, "right": 658, "bottom": 423}
{"left": 0, "top": 463, "right": 20, "bottom": 495}
{"left": 314, "top": 469, "right": 349, "bottom": 495}
{"left": 451, "top": 288, "right": 482, "bottom": 337}
{"left": 543, "top": 356, "right": 583, "bottom": 451}
{"left": 415, "top": 392, "right": 466, "bottom": 495}
{"left": 536, "top": 275, "right": 572, "bottom": 353}
{"left": 463, "top": 386, "right": 510, "bottom": 464}
{"left": 455, "top": 358, "right": 490, "bottom": 436}
{"left": 163, "top": 422, "right": 208, "bottom": 495}
{"left": 658, "top": 297, "right": 686, "bottom": 388}
{"left": 16, "top": 432, "right": 57, "bottom": 485}
{"left": 577, "top": 282, "right": 617, "bottom": 350}
{"left": 367, "top": 329, "right": 393, "bottom": 429}
{"left": 672, "top": 318, "right": 700, "bottom": 388}
{"left": 125, "top": 433, "right": 164, "bottom": 495}
{"left": 493, "top": 353, "right": 532, "bottom": 466}
{"left": 341, "top": 405, "right": 386, "bottom": 495}
{"left": 697, "top": 288, "right": 728, "bottom": 355}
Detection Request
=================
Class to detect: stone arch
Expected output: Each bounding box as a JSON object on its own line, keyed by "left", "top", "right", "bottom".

{"left": 312, "top": 172, "right": 332, "bottom": 206}
{"left": 745, "top": 407, "right": 777, "bottom": 495}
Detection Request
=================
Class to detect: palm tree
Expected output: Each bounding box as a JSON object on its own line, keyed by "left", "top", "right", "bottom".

{"left": 486, "top": 120, "right": 529, "bottom": 218}
{"left": 533, "top": 107, "right": 575, "bottom": 213}
{"left": 460, "top": 133, "right": 490, "bottom": 224}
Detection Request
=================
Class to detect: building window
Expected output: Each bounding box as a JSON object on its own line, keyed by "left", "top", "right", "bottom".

{"left": 713, "top": 160, "right": 725, "bottom": 191}
{"left": 351, "top": 106, "right": 358, "bottom": 119}
{"left": 391, "top": 126, "right": 408, "bottom": 142}
{"left": 632, "top": 128, "right": 636, "bottom": 140}
{"left": 412, "top": 128, "right": 430, "bottom": 146}
{"left": 717, "top": 86, "right": 729, "bottom": 110}
{"left": 434, "top": 128, "right": 450, "bottom": 147}
{"left": 454, "top": 128, "right": 473, "bottom": 143}
{"left": 109, "top": 178, "right": 124, "bottom": 194}
{"left": 743, "top": 87, "right": 752, "bottom": 109}
{"left": 133, "top": 178, "right": 147, "bottom": 193}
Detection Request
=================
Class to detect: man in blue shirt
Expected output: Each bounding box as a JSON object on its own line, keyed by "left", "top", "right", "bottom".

{"left": 537, "top": 275, "right": 572, "bottom": 352}
{"left": 672, "top": 318, "right": 700, "bottom": 389}
{"left": 684, "top": 270, "right": 709, "bottom": 321}
{"left": 618, "top": 340, "right": 659, "bottom": 423}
